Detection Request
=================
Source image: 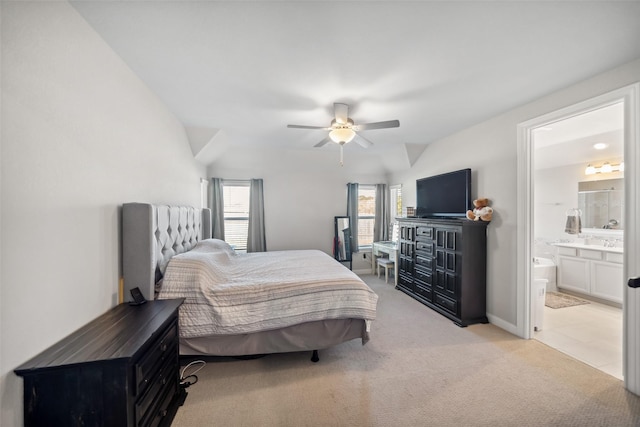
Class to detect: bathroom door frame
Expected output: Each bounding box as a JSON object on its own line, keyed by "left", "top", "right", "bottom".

{"left": 516, "top": 83, "right": 640, "bottom": 393}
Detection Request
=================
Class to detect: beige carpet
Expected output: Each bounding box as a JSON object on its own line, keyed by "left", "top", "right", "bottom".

{"left": 545, "top": 291, "right": 590, "bottom": 309}
{"left": 172, "top": 275, "right": 640, "bottom": 427}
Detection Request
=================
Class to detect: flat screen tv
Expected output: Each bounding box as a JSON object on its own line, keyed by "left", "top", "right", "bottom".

{"left": 416, "top": 168, "right": 472, "bottom": 218}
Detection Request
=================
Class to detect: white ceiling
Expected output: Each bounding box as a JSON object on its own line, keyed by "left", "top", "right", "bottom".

{"left": 70, "top": 1, "right": 640, "bottom": 171}
{"left": 533, "top": 102, "right": 624, "bottom": 170}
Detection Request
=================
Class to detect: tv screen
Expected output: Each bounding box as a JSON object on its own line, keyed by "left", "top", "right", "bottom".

{"left": 416, "top": 168, "right": 472, "bottom": 218}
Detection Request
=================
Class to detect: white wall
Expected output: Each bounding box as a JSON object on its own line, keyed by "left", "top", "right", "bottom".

{"left": 207, "top": 147, "right": 387, "bottom": 271}
{"left": 390, "top": 57, "right": 640, "bottom": 331}
{"left": 0, "top": 3, "right": 205, "bottom": 426}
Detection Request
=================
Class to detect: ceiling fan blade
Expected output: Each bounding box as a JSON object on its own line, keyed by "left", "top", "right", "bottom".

{"left": 287, "top": 124, "right": 331, "bottom": 130}
{"left": 353, "top": 120, "right": 400, "bottom": 131}
{"left": 314, "top": 137, "right": 331, "bottom": 148}
{"left": 354, "top": 134, "right": 374, "bottom": 148}
{"left": 334, "top": 103, "right": 349, "bottom": 124}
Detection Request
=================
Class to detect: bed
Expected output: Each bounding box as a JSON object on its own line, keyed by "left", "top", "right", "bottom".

{"left": 122, "top": 203, "right": 378, "bottom": 360}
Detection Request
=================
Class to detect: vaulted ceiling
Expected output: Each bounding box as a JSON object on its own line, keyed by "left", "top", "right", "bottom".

{"left": 70, "top": 1, "right": 640, "bottom": 172}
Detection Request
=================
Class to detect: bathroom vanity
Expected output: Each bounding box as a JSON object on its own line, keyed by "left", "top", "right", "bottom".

{"left": 554, "top": 242, "right": 623, "bottom": 304}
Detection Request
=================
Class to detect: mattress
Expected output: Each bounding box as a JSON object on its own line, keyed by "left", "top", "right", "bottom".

{"left": 158, "top": 239, "right": 378, "bottom": 339}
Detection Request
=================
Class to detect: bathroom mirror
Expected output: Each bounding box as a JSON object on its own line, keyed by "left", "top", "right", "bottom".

{"left": 578, "top": 178, "right": 624, "bottom": 231}
{"left": 334, "top": 216, "right": 352, "bottom": 267}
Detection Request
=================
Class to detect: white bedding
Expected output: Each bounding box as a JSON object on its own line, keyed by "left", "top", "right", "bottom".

{"left": 158, "top": 240, "right": 378, "bottom": 338}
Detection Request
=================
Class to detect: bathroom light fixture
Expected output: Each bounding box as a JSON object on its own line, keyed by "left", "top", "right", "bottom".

{"left": 593, "top": 143, "right": 608, "bottom": 150}
{"left": 584, "top": 162, "right": 624, "bottom": 175}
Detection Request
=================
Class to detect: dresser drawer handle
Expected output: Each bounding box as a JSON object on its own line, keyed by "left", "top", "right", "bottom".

{"left": 160, "top": 343, "right": 168, "bottom": 352}
{"left": 160, "top": 409, "right": 168, "bottom": 418}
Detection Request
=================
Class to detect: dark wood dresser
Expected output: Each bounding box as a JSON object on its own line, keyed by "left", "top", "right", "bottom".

{"left": 14, "top": 299, "right": 186, "bottom": 427}
{"left": 397, "top": 217, "right": 488, "bottom": 326}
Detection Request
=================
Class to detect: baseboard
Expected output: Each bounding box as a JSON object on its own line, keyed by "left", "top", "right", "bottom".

{"left": 486, "top": 314, "right": 520, "bottom": 337}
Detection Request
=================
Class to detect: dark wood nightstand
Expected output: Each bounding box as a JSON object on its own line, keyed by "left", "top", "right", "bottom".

{"left": 15, "top": 299, "right": 186, "bottom": 427}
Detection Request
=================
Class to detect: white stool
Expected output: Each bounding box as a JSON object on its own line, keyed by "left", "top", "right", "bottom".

{"left": 377, "top": 258, "right": 395, "bottom": 283}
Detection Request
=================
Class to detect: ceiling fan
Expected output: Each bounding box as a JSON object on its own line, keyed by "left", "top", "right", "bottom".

{"left": 287, "top": 103, "right": 400, "bottom": 165}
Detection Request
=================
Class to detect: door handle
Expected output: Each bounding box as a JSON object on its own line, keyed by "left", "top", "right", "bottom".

{"left": 628, "top": 277, "right": 640, "bottom": 288}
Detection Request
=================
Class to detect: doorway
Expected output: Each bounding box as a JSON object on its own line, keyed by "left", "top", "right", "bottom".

{"left": 516, "top": 83, "right": 640, "bottom": 394}
{"left": 530, "top": 103, "right": 624, "bottom": 379}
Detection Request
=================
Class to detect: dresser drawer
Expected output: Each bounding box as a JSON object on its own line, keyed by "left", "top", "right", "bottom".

{"left": 136, "top": 348, "right": 178, "bottom": 427}
{"left": 414, "top": 282, "right": 432, "bottom": 301}
{"left": 415, "top": 240, "right": 433, "bottom": 256}
{"left": 435, "top": 293, "right": 458, "bottom": 316}
{"left": 415, "top": 255, "right": 433, "bottom": 270}
{"left": 398, "top": 273, "right": 414, "bottom": 291}
{"left": 135, "top": 320, "right": 178, "bottom": 396}
{"left": 145, "top": 374, "right": 179, "bottom": 427}
{"left": 416, "top": 226, "right": 433, "bottom": 239}
{"left": 414, "top": 266, "right": 432, "bottom": 286}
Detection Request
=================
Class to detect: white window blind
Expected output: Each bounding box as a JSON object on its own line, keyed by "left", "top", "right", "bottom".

{"left": 390, "top": 184, "right": 402, "bottom": 217}
{"left": 358, "top": 185, "right": 376, "bottom": 248}
{"left": 390, "top": 184, "right": 402, "bottom": 241}
{"left": 223, "top": 180, "right": 250, "bottom": 251}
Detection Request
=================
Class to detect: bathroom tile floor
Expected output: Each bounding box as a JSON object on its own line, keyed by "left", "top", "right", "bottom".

{"left": 534, "top": 295, "right": 623, "bottom": 380}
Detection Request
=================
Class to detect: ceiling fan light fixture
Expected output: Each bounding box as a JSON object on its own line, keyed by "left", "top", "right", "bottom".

{"left": 329, "top": 128, "right": 356, "bottom": 144}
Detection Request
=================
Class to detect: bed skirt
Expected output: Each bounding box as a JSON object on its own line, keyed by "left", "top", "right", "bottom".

{"left": 179, "top": 318, "right": 367, "bottom": 356}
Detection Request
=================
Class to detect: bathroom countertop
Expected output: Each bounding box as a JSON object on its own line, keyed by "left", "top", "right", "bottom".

{"left": 552, "top": 242, "right": 623, "bottom": 254}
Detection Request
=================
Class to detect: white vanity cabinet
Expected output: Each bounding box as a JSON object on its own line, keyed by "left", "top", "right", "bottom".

{"left": 556, "top": 245, "right": 623, "bottom": 304}
{"left": 557, "top": 255, "right": 590, "bottom": 294}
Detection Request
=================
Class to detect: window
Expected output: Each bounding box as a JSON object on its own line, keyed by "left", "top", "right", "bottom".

{"left": 358, "top": 185, "right": 376, "bottom": 248}
{"left": 390, "top": 184, "right": 402, "bottom": 218}
{"left": 390, "top": 184, "right": 402, "bottom": 241}
{"left": 200, "top": 178, "right": 209, "bottom": 209}
{"left": 223, "top": 180, "right": 250, "bottom": 251}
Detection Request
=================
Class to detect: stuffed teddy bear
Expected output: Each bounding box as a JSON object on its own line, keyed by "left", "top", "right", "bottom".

{"left": 466, "top": 198, "right": 493, "bottom": 222}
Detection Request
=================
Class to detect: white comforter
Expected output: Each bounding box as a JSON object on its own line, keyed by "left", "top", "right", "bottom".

{"left": 158, "top": 240, "right": 378, "bottom": 338}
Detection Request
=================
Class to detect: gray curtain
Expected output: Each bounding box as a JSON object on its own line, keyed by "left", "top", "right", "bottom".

{"left": 346, "top": 183, "right": 359, "bottom": 252}
{"left": 374, "top": 183, "right": 390, "bottom": 242}
{"left": 247, "top": 178, "right": 266, "bottom": 252}
{"left": 209, "top": 178, "right": 225, "bottom": 239}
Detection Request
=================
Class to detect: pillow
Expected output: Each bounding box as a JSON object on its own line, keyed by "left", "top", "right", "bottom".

{"left": 194, "top": 239, "right": 236, "bottom": 255}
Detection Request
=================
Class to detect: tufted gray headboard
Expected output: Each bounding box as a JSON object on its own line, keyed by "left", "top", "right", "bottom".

{"left": 122, "top": 203, "right": 212, "bottom": 302}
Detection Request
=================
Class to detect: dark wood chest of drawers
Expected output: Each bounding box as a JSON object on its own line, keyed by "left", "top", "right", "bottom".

{"left": 14, "top": 299, "right": 186, "bottom": 427}
{"left": 397, "top": 218, "right": 488, "bottom": 326}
